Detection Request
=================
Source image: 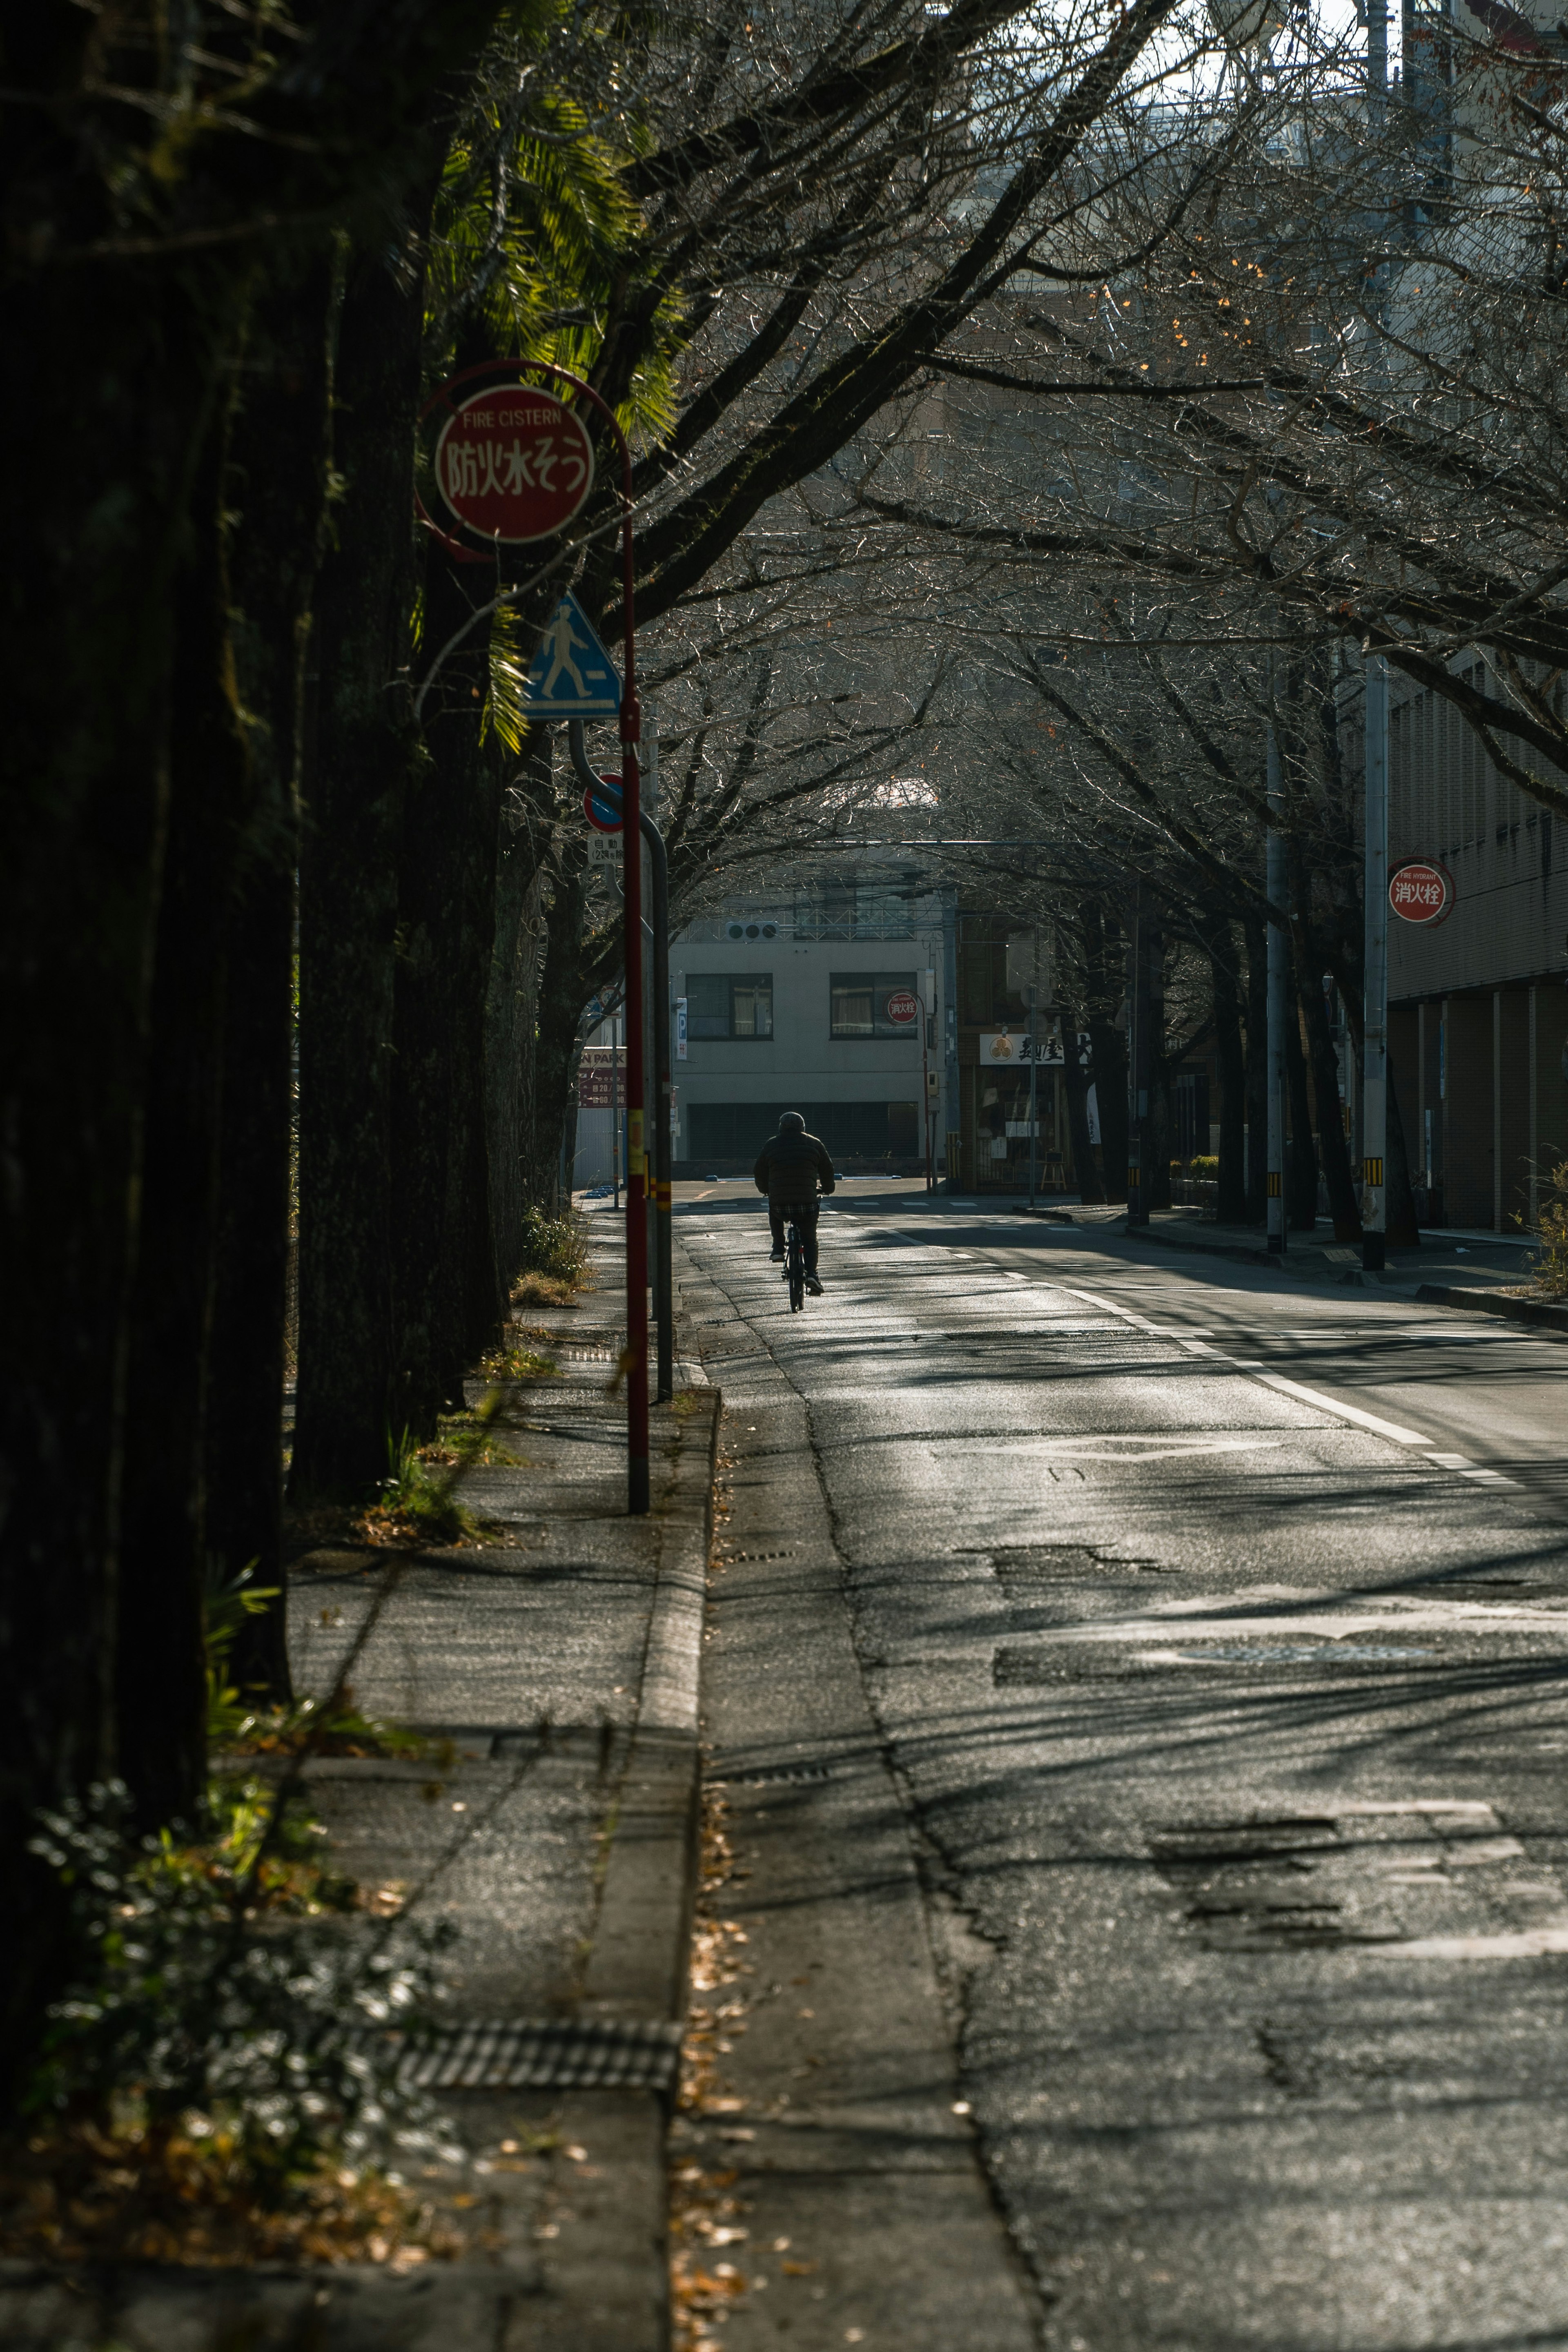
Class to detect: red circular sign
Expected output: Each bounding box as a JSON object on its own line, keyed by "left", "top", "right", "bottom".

{"left": 433, "top": 386, "right": 594, "bottom": 544}
{"left": 885, "top": 988, "right": 920, "bottom": 1026}
{"left": 1389, "top": 858, "right": 1454, "bottom": 927}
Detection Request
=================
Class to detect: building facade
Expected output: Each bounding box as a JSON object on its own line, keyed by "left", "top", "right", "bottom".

{"left": 1385, "top": 670, "right": 1568, "bottom": 1229}
{"left": 670, "top": 877, "right": 946, "bottom": 1175}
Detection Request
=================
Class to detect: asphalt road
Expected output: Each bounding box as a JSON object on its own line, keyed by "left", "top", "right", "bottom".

{"left": 679, "top": 1192, "right": 1568, "bottom": 2352}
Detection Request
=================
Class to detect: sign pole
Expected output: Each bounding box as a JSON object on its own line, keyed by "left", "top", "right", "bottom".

{"left": 420, "top": 353, "right": 646, "bottom": 1512}
{"left": 645, "top": 718, "right": 675, "bottom": 1404}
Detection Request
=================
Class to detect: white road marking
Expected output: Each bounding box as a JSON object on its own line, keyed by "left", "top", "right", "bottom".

{"left": 1050, "top": 1600, "right": 1568, "bottom": 1642}
{"left": 1247, "top": 1372, "right": 1432, "bottom": 1446}
{"left": 1376, "top": 1928, "right": 1568, "bottom": 1960}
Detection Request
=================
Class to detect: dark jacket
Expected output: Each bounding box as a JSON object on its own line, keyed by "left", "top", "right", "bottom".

{"left": 754, "top": 1129, "right": 835, "bottom": 1207}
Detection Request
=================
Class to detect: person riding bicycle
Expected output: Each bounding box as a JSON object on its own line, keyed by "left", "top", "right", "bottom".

{"left": 753, "top": 1112, "right": 835, "bottom": 1295}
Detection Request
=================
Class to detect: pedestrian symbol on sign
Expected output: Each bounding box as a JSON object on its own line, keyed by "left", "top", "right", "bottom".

{"left": 523, "top": 591, "right": 623, "bottom": 718}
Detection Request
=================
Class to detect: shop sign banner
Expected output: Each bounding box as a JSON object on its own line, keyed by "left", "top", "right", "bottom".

{"left": 1389, "top": 858, "right": 1455, "bottom": 926}
{"left": 980, "top": 1032, "right": 1062, "bottom": 1064}
{"left": 675, "top": 996, "right": 688, "bottom": 1061}
{"left": 578, "top": 1051, "right": 625, "bottom": 1109}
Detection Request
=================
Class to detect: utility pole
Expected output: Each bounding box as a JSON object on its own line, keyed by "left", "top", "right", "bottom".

{"left": 1266, "top": 704, "right": 1287, "bottom": 1255}
{"left": 610, "top": 1009, "right": 621, "bottom": 1210}
{"left": 921, "top": 966, "right": 937, "bottom": 1190}
{"left": 1362, "top": 0, "right": 1390, "bottom": 1272}
{"left": 1362, "top": 657, "right": 1389, "bottom": 1269}
{"left": 1027, "top": 925, "right": 1039, "bottom": 1208}
{"left": 942, "top": 890, "right": 960, "bottom": 1191}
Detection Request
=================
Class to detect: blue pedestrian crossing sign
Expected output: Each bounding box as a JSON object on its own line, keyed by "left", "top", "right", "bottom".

{"left": 523, "top": 591, "right": 622, "bottom": 718}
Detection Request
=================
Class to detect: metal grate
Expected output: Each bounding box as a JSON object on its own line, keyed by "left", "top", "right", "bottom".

{"left": 395, "top": 2017, "right": 682, "bottom": 2093}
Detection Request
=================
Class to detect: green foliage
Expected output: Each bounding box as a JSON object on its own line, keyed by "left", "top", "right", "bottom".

{"left": 373, "top": 1429, "right": 488, "bottom": 1545}
{"left": 1529, "top": 1160, "right": 1568, "bottom": 1300}
{"left": 518, "top": 1202, "right": 590, "bottom": 1285}
{"left": 1185, "top": 1155, "right": 1221, "bottom": 1178}
{"left": 25, "top": 1783, "right": 455, "bottom": 2191}
{"left": 362, "top": 1389, "right": 516, "bottom": 1542}
{"left": 204, "top": 1564, "right": 281, "bottom": 1751}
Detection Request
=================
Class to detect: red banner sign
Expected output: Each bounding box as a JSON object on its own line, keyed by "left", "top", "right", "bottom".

{"left": 434, "top": 386, "right": 594, "bottom": 544}
{"left": 578, "top": 1052, "right": 626, "bottom": 1110}
{"left": 1388, "top": 858, "right": 1454, "bottom": 927}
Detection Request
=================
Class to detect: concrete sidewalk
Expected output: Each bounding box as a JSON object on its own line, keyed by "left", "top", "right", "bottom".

{"left": 1015, "top": 1200, "right": 1543, "bottom": 1291}
{"left": 2, "top": 1225, "right": 716, "bottom": 2352}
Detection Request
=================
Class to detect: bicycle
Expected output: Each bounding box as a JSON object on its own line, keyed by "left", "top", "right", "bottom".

{"left": 783, "top": 1213, "right": 809, "bottom": 1312}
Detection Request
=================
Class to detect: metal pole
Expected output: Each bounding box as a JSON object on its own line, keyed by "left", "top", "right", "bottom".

{"left": 1361, "top": 2, "right": 1389, "bottom": 1273}
{"left": 610, "top": 1010, "right": 620, "bottom": 1210}
{"left": 922, "top": 965, "right": 936, "bottom": 1191}
{"left": 441, "top": 358, "right": 646, "bottom": 1508}
{"left": 644, "top": 796, "right": 674, "bottom": 1405}
{"left": 1362, "top": 654, "right": 1389, "bottom": 1270}
{"left": 1267, "top": 707, "right": 1287, "bottom": 1255}
{"left": 567, "top": 717, "right": 669, "bottom": 1409}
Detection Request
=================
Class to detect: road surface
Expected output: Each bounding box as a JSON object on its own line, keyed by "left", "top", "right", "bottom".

{"left": 676, "top": 1192, "right": 1568, "bottom": 2352}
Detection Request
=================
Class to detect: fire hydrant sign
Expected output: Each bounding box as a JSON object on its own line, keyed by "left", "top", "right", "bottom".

{"left": 885, "top": 988, "right": 920, "bottom": 1027}
{"left": 1389, "top": 858, "right": 1454, "bottom": 926}
{"left": 434, "top": 386, "right": 594, "bottom": 544}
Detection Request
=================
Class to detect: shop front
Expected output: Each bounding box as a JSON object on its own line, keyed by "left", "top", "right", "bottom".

{"left": 954, "top": 1032, "right": 1072, "bottom": 1194}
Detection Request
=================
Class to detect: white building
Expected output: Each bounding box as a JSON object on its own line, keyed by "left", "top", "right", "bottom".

{"left": 671, "top": 875, "right": 947, "bottom": 1175}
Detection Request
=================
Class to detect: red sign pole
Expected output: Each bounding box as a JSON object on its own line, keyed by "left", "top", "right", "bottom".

{"left": 419, "top": 357, "right": 648, "bottom": 1512}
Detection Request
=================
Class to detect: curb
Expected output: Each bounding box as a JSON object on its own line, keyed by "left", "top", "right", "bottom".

{"left": 554, "top": 1383, "right": 719, "bottom": 2352}
{"left": 1414, "top": 1282, "right": 1568, "bottom": 1334}
{"left": 1116, "top": 1220, "right": 1281, "bottom": 1269}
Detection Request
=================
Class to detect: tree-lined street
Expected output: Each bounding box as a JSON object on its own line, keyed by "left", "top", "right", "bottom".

{"left": 681, "top": 1195, "right": 1568, "bottom": 2348}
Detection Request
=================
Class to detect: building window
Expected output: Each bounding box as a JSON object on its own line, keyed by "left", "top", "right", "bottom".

{"left": 830, "top": 971, "right": 919, "bottom": 1039}
{"left": 687, "top": 973, "right": 773, "bottom": 1039}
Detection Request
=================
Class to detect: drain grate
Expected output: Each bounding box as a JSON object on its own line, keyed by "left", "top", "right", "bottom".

{"left": 724, "top": 1759, "right": 835, "bottom": 1786}
{"left": 395, "top": 2016, "right": 682, "bottom": 2093}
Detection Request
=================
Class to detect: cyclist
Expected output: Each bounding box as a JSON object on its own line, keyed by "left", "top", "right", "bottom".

{"left": 753, "top": 1111, "right": 835, "bottom": 1295}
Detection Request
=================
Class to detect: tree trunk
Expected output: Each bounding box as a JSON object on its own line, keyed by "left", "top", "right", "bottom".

{"left": 1206, "top": 921, "right": 1249, "bottom": 1224}
{"left": 290, "top": 217, "right": 434, "bottom": 1501}
{"left": 1285, "top": 982, "right": 1319, "bottom": 1232}
{"left": 1296, "top": 943, "right": 1361, "bottom": 1240}
{"left": 1059, "top": 1012, "right": 1103, "bottom": 1202}
{"left": 524, "top": 841, "right": 596, "bottom": 1209}
{"left": 206, "top": 260, "right": 334, "bottom": 1702}
{"left": 0, "top": 250, "right": 234, "bottom": 2094}
{"left": 486, "top": 765, "right": 550, "bottom": 1285}
{"left": 1242, "top": 913, "right": 1267, "bottom": 1224}
{"left": 1387, "top": 1045, "right": 1421, "bottom": 1246}
{"left": 391, "top": 540, "right": 495, "bottom": 1432}
{"left": 1147, "top": 925, "right": 1172, "bottom": 1211}
{"left": 115, "top": 372, "right": 254, "bottom": 1830}
{"left": 1082, "top": 905, "right": 1128, "bottom": 1204}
